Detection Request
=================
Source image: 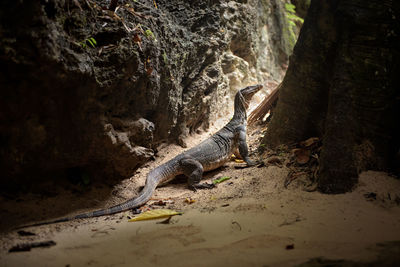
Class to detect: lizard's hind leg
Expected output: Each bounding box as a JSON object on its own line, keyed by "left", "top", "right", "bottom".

{"left": 180, "top": 157, "right": 215, "bottom": 191}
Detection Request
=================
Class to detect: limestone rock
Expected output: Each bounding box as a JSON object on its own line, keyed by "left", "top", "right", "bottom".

{"left": 0, "top": 0, "right": 290, "bottom": 186}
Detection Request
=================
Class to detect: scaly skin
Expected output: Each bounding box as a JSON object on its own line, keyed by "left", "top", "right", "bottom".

{"left": 21, "top": 84, "right": 262, "bottom": 227}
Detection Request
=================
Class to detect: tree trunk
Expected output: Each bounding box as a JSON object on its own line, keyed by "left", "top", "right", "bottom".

{"left": 263, "top": 0, "right": 399, "bottom": 193}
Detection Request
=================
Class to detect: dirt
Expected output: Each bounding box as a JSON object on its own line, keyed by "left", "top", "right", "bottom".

{"left": 1, "top": 124, "right": 400, "bottom": 266}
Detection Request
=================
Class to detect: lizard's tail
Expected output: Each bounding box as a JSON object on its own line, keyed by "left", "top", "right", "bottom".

{"left": 17, "top": 162, "right": 177, "bottom": 228}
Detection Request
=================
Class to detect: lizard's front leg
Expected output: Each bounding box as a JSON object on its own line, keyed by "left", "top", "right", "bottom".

{"left": 236, "top": 126, "right": 257, "bottom": 166}
{"left": 180, "top": 157, "right": 215, "bottom": 191}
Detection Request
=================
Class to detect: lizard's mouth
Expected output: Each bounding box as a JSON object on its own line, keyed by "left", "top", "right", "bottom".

{"left": 241, "top": 84, "right": 263, "bottom": 99}
{"left": 240, "top": 84, "right": 263, "bottom": 108}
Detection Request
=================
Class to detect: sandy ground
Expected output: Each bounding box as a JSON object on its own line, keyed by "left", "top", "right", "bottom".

{"left": 1, "top": 125, "right": 400, "bottom": 267}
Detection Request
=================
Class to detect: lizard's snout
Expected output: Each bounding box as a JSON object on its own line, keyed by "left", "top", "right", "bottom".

{"left": 241, "top": 84, "right": 263, "bottom": 99}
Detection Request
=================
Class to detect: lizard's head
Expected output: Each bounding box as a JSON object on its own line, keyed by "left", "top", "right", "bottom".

{"left": 238, "top": 84, "right": 263, "bottom": 109}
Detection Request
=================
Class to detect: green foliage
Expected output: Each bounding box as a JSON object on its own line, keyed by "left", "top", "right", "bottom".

{"left": 180, "top": 52, "right": 188, "bottom": 65}
{"left": 81, "top": 172, "right": 91, "bottom": 185}
{"left": 284, "top": 3, "right": 304, "bottom": 52}
{"left": 285, "top": 3, "right": 304, "bottom": 24}
{"left": 162, "top": 51, "right": 168, "bottom": 64}
{"left": 285, "top": 2, "right": 296, "bottom": 13}
{"left": 213, "top": 176, "right": 231, "bottom": 184}
{"left": 144, "top": 29, "right": 156, "bottom": 41}
{"left": 79, "top": 37, "right": 97, "bottom": 49}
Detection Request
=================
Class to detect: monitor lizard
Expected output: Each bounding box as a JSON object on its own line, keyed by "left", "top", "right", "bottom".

{"left": 21, "top": 84, "right": 263, "bottom": 227}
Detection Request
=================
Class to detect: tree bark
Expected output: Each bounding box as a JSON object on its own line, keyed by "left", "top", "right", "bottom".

{"left": 263, "top": 0, "right": 399, "bottom": 193}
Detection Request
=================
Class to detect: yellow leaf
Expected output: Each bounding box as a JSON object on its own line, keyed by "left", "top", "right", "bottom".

{"left": 234, "top": 159, "right": 244, "bottom": 163}
{"left": 128, "top": 209, "right": 182, "bottom": 222}
{"left": 185, "top": 198, "right": 196, "bottom": 204}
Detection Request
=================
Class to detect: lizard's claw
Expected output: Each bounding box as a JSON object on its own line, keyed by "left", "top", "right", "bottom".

{"left": 245, "top": 159, "right": 260, "bottom": 167}
{"left": 189, "top": 185, "right": 197, "bottom": 192}
{"left": 191, "top": 182, "right": 216, "bottom": 191}
{"left": 234, "top": 159, "right": 262, "bottom": 169}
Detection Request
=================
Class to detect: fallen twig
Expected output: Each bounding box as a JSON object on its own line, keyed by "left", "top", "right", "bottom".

{"left": 9, "top": 240, "right": 56, "bottom": 252}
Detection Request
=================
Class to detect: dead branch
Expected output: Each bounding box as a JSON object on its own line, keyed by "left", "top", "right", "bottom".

{"left": 248, "top": 83, "right": 281, "bottom": 125}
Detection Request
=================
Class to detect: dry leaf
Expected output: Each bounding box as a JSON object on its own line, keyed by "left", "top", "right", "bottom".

{"left": 145, "top": 58, "right": 153, "bottom": 75}
{"left": 101, "top": 10, "right": 122, "bottom": 21}
{"left": 152, "top": 200, "right": 167, "bottom": 206}
{"left": 121, "top": 21, "right": 132, "bottom": 32}
{"left": 128, "top": 209, "right": 182, "bottom": 222}
{"left": 133, "top": 33, "right": 141, "bottom": 43}
{"left": 293, "top": 148, "right": 310, "bottom": 164}
{"left": 123, "top": 6, "right": 148, "bottom": 19}
{"left": 146, "top": 66, "right": 153, "bottom": 76}
{"left": 267, "top": 156, "right": 282, "bottom": 164}
{"left": 72, "top": 0, "right": 83, "bottom": 11}
{"left": 300, "top": 137, "right": 319, "bottom": 147}
{"left": 133, "top": 33, "right": 142, "bottom": 51}
{"left": 125, "top": 6, "right": 135, "bottom": 14}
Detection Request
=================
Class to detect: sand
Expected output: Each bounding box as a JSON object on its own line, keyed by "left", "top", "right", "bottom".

{"left": 1, "top": 126, "right": 400, "bottom": 267}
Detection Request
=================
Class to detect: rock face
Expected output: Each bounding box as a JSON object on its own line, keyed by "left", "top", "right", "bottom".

{"left": 0, "top": 0, "right": 289, "bottom": 187}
